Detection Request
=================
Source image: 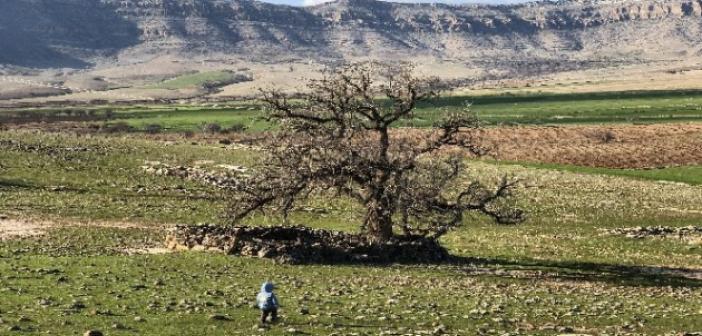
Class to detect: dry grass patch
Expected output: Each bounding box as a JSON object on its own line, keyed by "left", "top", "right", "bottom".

{"left": 477, "top": 123, "right": 702, "bottom": 168}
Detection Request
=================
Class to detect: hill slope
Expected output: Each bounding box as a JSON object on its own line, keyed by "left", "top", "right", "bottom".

{"left": 0, "top": 0, "right": 701, "bottom": 100}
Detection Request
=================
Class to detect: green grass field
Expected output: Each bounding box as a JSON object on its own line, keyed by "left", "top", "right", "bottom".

{"left": 1, "top": 131, "right": 700, "bottom": 335}
{"left": 146, "top": 71, "right": 245, "bottom": 90}
{"left": 4, "top": 89, "right": 702, "bottom": 132}
{"left": 498, "top": 161, "right": 702, "bottom": 186}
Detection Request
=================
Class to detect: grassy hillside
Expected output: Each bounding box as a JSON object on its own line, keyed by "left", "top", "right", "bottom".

{"left": 2, "top": 130, "right": 702, "bottom": 335}
{"left": 1, "top": 130, "right": 701, "bottom": 334}
{"left": 146, "top": 71, "right": 247, "bottom": 90}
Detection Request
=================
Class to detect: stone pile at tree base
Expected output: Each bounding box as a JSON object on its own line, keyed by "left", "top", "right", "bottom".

{"left": 165, "top": 224, "right": 449, "bottom": 264}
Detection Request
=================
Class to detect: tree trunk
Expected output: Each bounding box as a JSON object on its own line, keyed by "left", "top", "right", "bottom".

{"left": 365, "top": 202, "right": 394, "bottom": 242}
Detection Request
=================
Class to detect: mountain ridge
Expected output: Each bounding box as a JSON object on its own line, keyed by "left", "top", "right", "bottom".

{"left": 0, "top": 0, "right": 701, "bottom": 101}
{"left": 1, "top": 0, "right": 700, "bottom": 69}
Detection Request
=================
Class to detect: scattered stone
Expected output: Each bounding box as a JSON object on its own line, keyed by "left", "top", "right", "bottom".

{"left": 111, "top": 322, "right": 127, "bottom": 330}
{"left": 68, "top": 300, "right": 86, "bottom": 310}
{"left": 165, "top": 224, "right": 449, "bottom": 264}
{"left": 48, "top": 185, "right": 68, "bottom": 192}
{"left": 83, "top": 330, "right": 103, "bottom": 336}
{"left": 432, "top": 324, "right": 447, "bottom": 335}
{"left": 603, "top": 226, "right": 702, "bottom": 240}
{"left": 141, "top": 163, "right": 245, "bottom": 190}
{"left": 134, "top": 316, "right": 144, "bottom": 322}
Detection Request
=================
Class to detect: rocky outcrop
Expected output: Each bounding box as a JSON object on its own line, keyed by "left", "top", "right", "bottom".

{"left": 165, "top": 224, "right": 450, "bottom": 264}
{"left": 141, "top": 162, "right": 247, "bottom": 189}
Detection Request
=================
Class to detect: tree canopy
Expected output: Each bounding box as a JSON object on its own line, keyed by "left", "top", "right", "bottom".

{"left": 229, "top": 62, "right": 524, "bottom": 242}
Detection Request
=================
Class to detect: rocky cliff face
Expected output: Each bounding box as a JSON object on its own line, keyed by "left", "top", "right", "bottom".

{"left": 1, "top": 0, "right": 701, "bottom": 68}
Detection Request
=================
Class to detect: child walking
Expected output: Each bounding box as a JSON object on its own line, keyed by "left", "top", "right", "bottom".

{"left": 256, "top": 282, "right": 279, "bottom": 324}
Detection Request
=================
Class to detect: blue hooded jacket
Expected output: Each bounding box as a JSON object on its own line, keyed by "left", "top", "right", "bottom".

{"left": 256, "top": 282, "right": 279, "bottom": 310}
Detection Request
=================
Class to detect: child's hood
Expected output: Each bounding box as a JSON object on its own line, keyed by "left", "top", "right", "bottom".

{"left": 261, "top": 282, "right": 274, "bottom": 293}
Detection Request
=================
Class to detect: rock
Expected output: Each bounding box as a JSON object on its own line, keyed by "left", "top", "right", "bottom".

{"left": 83, "top": 331, "right": 103, "bottom": 336}
{"left": 8, "top": 325, "right": 21, "bottom": 332}
{"left": 299, "top": 307, "right": 310, "bottom": 315}
{"left": 111, "top": 322, "right": 127, "bottom": 330}
{"left": 134, "top": 316, "right": 144, "bottom": 322}
{"left": 432, "top": 324, "right": 447, "bottom": 335}
{"left": 286, "top": 327, "right": 299, "bottom": 334}
{"left": 257, "top": 247, "right": 273, "bottom": 258}
{"left": 69, "top": 300, "right": 86, "bottom": 310}
{"left": 0, "top": 214, "right": 8, "bottom": 220}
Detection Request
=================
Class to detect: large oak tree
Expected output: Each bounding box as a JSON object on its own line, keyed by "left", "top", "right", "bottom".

{"left": 229, "top": 62, "right": 524, "bottom": 242}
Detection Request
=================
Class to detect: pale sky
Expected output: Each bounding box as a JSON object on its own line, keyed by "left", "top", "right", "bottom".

{"left": 261, "top": 0, "right": 530, "bottom": 6}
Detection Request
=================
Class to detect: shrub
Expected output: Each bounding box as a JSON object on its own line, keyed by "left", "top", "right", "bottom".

{"left": 101, "top": 122, "right": 133, "bottom": 133}
{"left": 590, "top": 130, "right": 616, "bottom": 143}
{"left": 202, "top": 123, "right": 222, "bottom": 134}
{"left": 227, "top": 123, "right": 248, "bottom": 133}
{"left": 144, "top": 124, "right": 163, "bottom": 134}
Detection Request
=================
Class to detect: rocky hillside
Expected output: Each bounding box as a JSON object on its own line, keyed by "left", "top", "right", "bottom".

{"left": 0, "top": 0, "right": 701, "bottom": 70}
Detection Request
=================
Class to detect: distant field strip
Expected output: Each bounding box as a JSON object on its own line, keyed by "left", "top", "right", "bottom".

{"left": 145, "top": 70, "right": 244, "bottom": 90}
{"left": 0, "top": 76, "right": 153, "bottom": 101}
{"left": 2, "top": 89, "right": 702, "bottom": 132}
{"left": 410, "top": 89, "right": 702, "bottom": 126}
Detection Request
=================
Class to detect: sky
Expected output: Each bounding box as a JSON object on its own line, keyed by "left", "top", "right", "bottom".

{"left": 261, "top": 0, "right": 530, "bottom": 6}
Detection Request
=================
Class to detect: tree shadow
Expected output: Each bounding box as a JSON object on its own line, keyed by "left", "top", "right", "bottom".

{"left": 296, "top": 254, "right": 702, "bottom": 288}
{"left": 0, "top": 178, "right": 38, "bottom": 189}
{"left": 445, "top": 255, "right": 702, "bottom": 288}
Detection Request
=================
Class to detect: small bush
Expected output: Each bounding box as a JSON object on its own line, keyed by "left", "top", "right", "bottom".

{"left": 101, "top": 122, "right": 133, "bottom": 133}
{"left": 182, "top": 130, "right": 195, "bottom": 138}
{"left": 202, "top": 123, "right": 222, "bottom": 134}
{"left": 590, "top": 130, "right": 616, "bottom": 143}
{"left": 144, "top": 124, "right": 163, "bottom": 134}
{"left": 227, "top": 123, "right": 248, "bottom": 133}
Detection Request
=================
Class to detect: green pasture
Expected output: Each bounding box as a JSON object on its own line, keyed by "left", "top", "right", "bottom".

{"left": 3, "top": 89, "right": 702, "bottom": 132}
{"left": 0, "top": 131, "right": 701, "bottom": 335}
{"left": 145, "top": 70, "right": 245, "bottom": 90}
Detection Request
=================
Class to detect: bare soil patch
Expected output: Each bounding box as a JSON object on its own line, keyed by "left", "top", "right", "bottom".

{"left": 477, "top": 123, "right": 702, "bottom": 168}
{"left": 0, "top": 216, "right": 162, "bottom": 240}
{"left": 0, "top": 218, "right": 46, "bottom": 239}
{"left": 390, "top": 123, "right": 702, "bottom": 168}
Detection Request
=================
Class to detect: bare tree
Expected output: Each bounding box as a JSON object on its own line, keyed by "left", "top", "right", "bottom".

{"left": 229, "top": 62, "right": 524, "bottom": 242}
